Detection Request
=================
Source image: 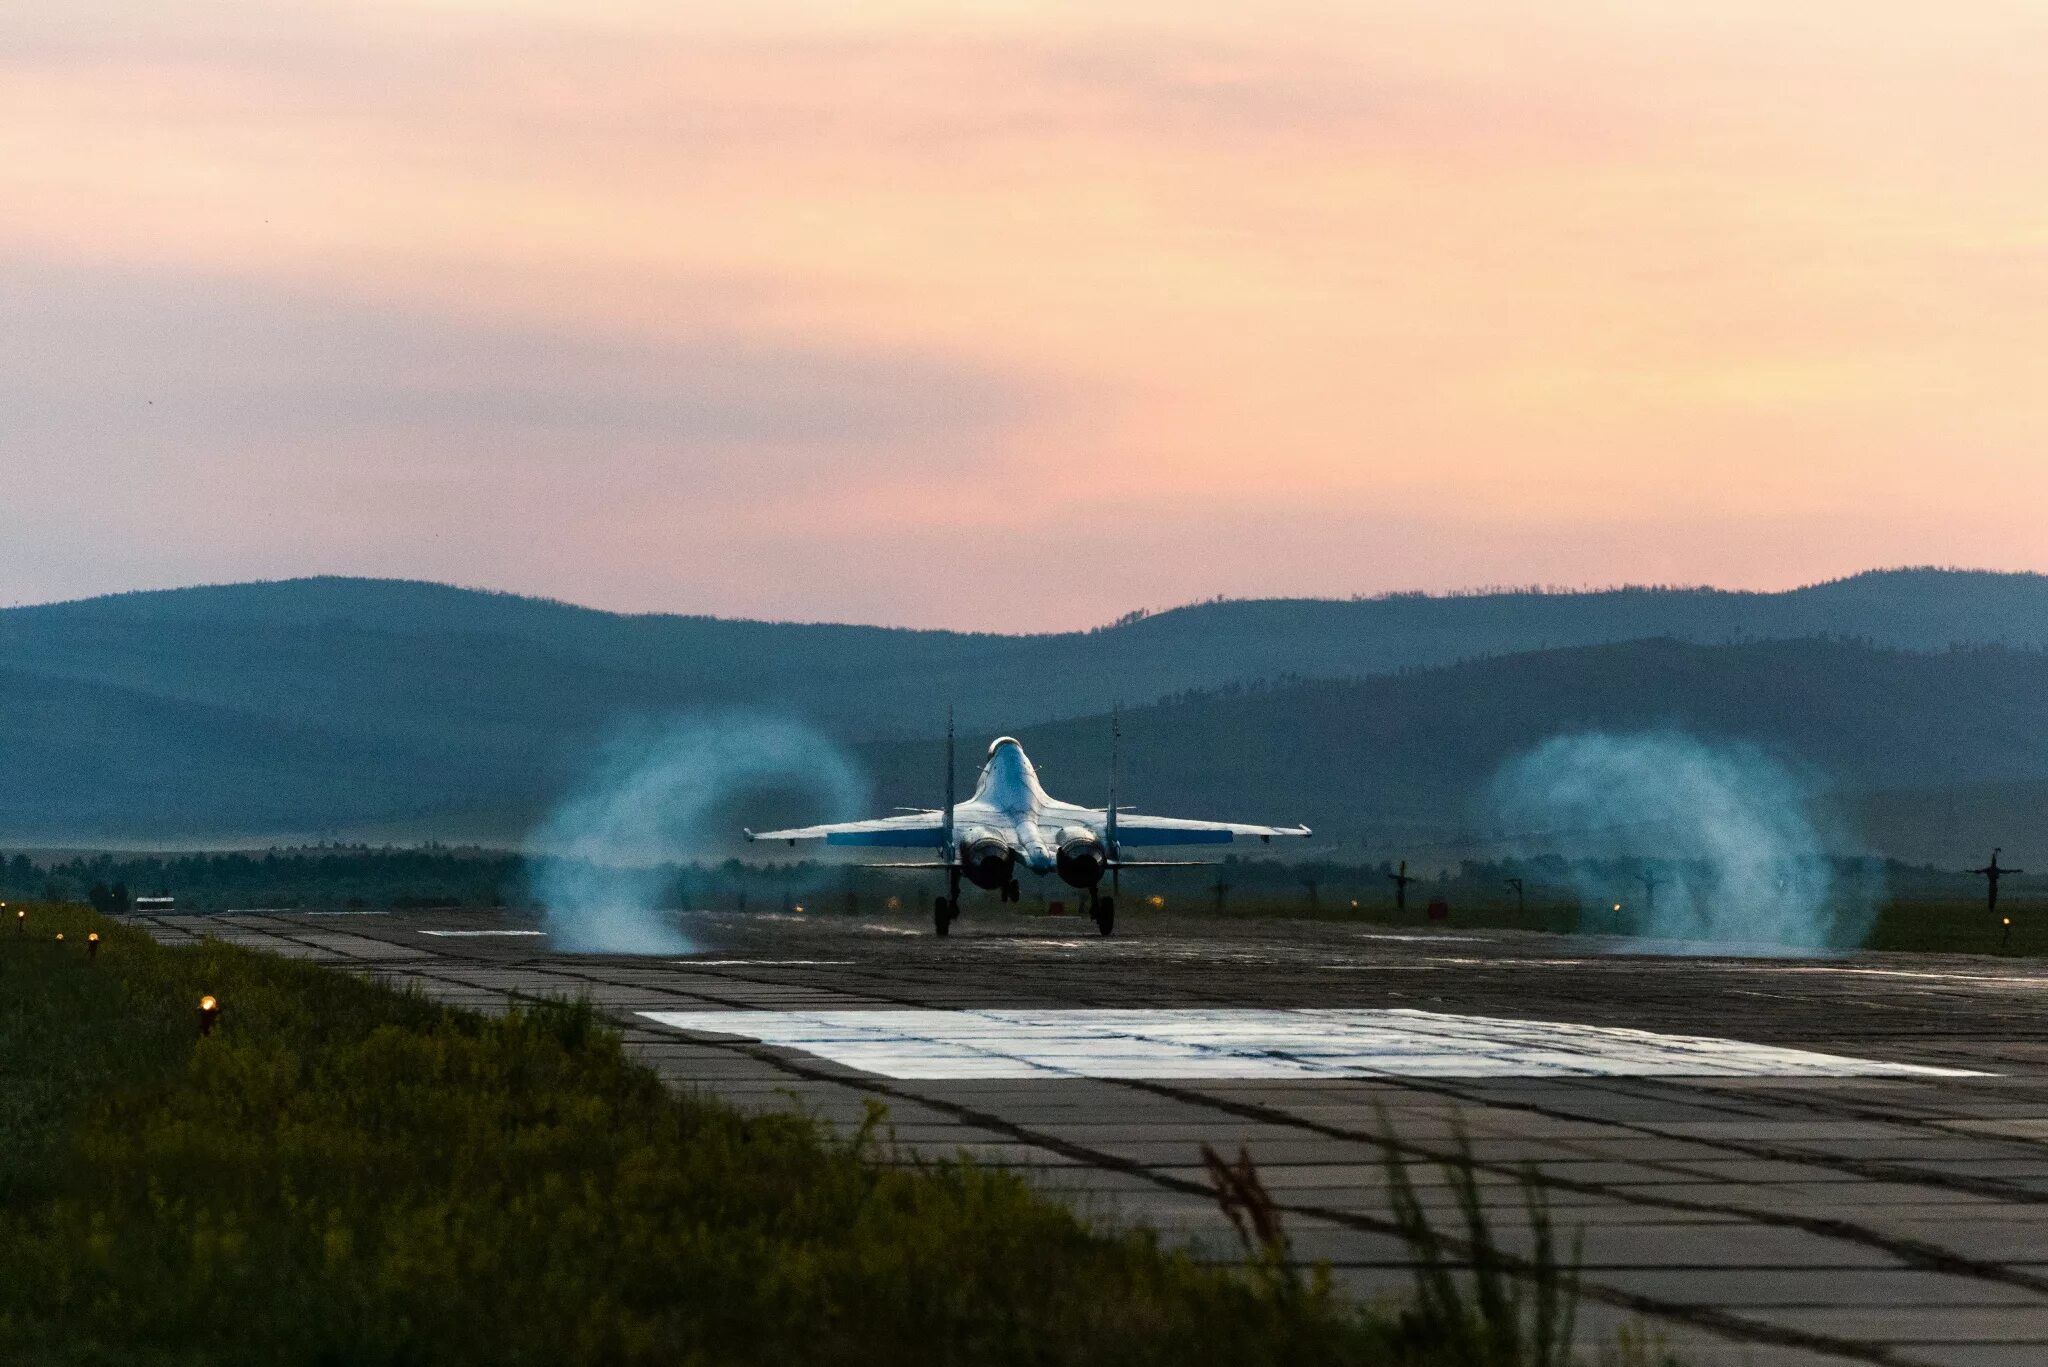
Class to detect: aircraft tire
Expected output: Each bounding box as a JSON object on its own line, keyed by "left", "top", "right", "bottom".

{"left": 934, "top": 897, "right": 952, "bottom": 937}
{"left": 1095, "top": 896, "right": 1115, "bottom": 937}
{"left": 1003, "top": 879, "right": 1020, "bottom": 903}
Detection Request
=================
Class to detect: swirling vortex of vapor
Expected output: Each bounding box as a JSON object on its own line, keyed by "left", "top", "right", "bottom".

{"left": 1485, "top": 731, "right": 1879, "bottom": 955}
{"left": 527, "top": 715, "right": 868, "bottom": 954}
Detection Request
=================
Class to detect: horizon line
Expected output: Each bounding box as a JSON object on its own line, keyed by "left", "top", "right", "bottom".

{"left": 5, "top": 562, "right": 2042, "bottom": 637}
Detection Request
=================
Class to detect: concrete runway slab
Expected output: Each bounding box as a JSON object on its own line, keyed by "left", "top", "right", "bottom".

{"left": 137, "top": 906, "right": 2048, "bottom": 1366}
{"left": 637, "top": 1006, "right": 1985, "bottom": 1081}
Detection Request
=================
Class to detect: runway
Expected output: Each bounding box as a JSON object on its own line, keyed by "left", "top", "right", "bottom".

{"left": 139, "top": 907, "right": 2048, "bottom": 1366}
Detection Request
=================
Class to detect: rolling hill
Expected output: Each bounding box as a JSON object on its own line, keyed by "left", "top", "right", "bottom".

{"left": 857, "top": 639, "right": 2048, "bottom": 865}
{"left": 0, "top": 570, "right": 2044, "bottom": 853}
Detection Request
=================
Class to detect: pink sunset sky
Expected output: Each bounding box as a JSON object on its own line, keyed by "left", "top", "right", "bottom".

{"left": 4, "top": 1, "right": 2044, "bottom": 629}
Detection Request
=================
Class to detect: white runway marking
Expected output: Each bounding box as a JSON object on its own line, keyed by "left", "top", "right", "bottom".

{"left": 1357, "top": 934, "right": 1488, "bottom": 943}
{"left": 636, "top": 1008, "right": 1986, "bottom": 1082}
{"left": 673, "top": 959, "right": 856, "bottom": 967}
{"left": 1765, "top": 965, "right": 2048, "bottom": 989}
{"left": 418, "top": 929, "right": 546, "bottom": 937}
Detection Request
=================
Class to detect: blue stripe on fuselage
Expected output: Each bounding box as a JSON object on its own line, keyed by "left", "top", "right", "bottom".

{"left": 826, "top": 829, "right": 945, "bottom": 847}
{"left": 1113, "top": 828, "right": 1232, "bottom": 846}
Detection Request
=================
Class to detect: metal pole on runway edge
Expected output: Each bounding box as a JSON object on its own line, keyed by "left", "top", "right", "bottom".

{"left": 1975, "top": 848, "right": 2020, "bottom": 916}
{"left": 1389, "top": 861, "right": 1415, "bottom": 912}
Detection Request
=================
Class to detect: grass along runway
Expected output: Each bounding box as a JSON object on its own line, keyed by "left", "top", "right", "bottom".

{"left": 3, "top": 902, "right": 1674, "bottom": 1367}
{"left": 142, "top": 903, "right": 2048, "bottom": 1366}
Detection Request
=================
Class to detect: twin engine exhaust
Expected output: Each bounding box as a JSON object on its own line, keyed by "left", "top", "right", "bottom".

{"left": 1056, "top": 830, "right": 1108, "bottom": 889}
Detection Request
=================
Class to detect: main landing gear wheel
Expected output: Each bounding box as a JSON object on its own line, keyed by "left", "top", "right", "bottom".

{"left": 1002, "top": 879, "right": 1020, "bottom": 904}
{"left": 933, "top": 896, "right": 958, "bottom": 937}
{"left": 1093, "top": 896, "right": 1115, "bottom": 937}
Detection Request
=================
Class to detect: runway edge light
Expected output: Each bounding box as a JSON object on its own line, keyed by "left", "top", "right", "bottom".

{"left": 88, "top": 931, "right": 100, "bottom": 959}
{"left": 199, "top": 995, "right": 219, "bottom": 1037}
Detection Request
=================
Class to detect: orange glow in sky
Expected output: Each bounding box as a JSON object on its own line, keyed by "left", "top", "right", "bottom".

{"left": 3, "top": 2, "right": 2043, "bottom": 627}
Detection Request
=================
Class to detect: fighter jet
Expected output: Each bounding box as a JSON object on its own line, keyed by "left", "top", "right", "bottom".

{"left": 745, "top": 718, "right": 1309, "bottom": 936}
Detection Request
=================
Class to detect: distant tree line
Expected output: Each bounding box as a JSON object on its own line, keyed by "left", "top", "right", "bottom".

{"left": 0, "top": 846, "right": 522, "bottom": 913}
{"left": 0, "top": 844, "right": 2017, "bottom": 918}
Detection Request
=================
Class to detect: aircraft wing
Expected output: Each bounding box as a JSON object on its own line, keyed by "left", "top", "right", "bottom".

{"left": 1109, "top": 814, "right": 1311, "bottom": 847}
{"left": 745, "top": 811, "right": 947, "bottom": 848}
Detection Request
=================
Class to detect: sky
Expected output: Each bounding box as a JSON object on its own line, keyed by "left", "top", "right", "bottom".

{"left": 4, "top": 1, "right": 2045, "bottom": 630}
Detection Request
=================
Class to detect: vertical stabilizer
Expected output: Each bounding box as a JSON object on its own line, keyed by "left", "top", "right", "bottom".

{"left": 942, "top": 707, "right": 956, "bottom": 860}
{"left": 1107, "top": 703, "right": 1121, "bottom": 894}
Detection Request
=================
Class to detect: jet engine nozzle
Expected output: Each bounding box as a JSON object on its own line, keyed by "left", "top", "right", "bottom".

{"left": 1055, "top": 830, "right": 1108, "bottom": 889}
{"left": 961, "top": 835, "right": 1015, "bottom": 891}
